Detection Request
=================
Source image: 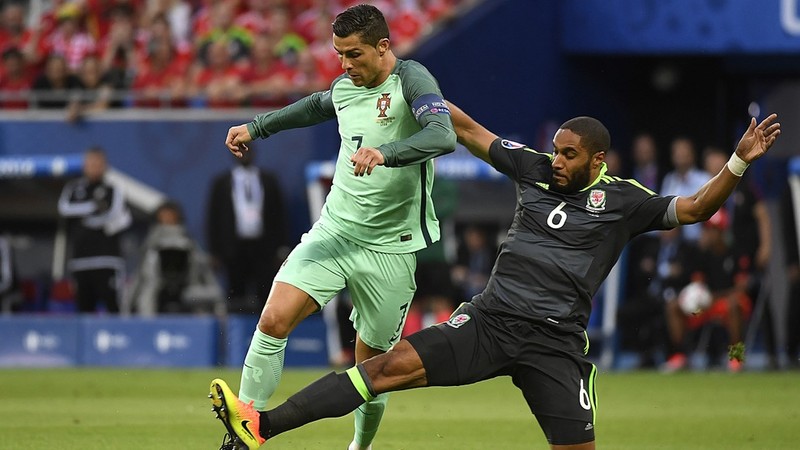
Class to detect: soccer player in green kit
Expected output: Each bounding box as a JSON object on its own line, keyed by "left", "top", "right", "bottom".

{"left": 210, "top": 4, "right": 455, "bottom": 450}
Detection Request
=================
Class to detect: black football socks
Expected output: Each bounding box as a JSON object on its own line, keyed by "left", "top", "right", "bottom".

{"left": 259, "top": 366, "right": 376, "bottom": 439}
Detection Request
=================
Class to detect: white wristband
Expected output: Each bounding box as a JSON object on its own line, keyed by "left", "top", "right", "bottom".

{"left": 727, "top": 153, "right": 749, "bottom": 177}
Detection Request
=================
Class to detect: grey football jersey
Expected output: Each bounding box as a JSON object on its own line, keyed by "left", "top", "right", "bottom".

{"left": 472, "top": 138, "right": 678, "bottom": 332}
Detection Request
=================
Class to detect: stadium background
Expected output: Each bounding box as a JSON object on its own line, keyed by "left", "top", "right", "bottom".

{"left": 2, "top": 0, "right": 798, "bottom": 366}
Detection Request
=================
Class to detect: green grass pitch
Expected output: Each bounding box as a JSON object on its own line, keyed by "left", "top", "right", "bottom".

{"left": 2, "top": 368, "right": 797, "bottom": 449}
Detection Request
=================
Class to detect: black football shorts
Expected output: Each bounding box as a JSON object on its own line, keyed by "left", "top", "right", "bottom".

{"left": 405, "top": 302, "right": 597, "bottom": 445}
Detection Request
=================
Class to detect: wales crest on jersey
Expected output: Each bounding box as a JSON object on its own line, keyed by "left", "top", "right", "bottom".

{"left": 447, "top": 313, "right": 471, "bottom": 329}
{"left": 586, "top": 189, "right": 606, "bottom": 212}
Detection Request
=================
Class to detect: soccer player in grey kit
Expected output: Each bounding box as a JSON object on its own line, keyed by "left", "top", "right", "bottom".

{"left": 209, "top": 104, "right": 780, "bottom": 449}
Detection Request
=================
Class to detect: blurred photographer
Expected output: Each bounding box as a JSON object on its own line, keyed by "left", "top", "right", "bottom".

{"left": 127, "top": 200, "right": 222, "bottom": 315}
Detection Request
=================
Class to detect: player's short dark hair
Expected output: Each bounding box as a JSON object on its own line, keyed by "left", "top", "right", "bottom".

{"left": 332, "top": 4, "right": 389, "bottom": 46}
{"left": 560, "top": 116, "right": 610, "bottom": 155}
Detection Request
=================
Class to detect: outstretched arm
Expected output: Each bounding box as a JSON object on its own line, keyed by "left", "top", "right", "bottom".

{"left": 446, "top": 101, "right": 498, "bottom": 165}
{"left": 225, "top": 90, "right": 337, "bottom": 157}
{"left": 675, "top": 114, "right": 781, "bottom": 224}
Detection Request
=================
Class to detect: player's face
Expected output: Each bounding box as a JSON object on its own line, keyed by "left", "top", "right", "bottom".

{"left": 333, "top": 33, "right": 389, "bottom": 88}
{"left": 550, "top": 129, "right": 604, "bottom": 194}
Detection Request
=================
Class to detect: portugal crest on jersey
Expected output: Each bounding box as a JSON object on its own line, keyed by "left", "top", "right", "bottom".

{"left": 376, "top": 93, "right": 391, "bottom": 117}
{"left": 375, "top": 93, "right": 395, "bottom": 126}
{"left": 587, "top": 189, "right": 607, "bottom": 212}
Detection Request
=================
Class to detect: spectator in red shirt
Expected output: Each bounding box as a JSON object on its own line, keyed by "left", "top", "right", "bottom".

{"left": 192, "top": 0, "right": 247, "bottom": 37}
{"left": 37, "top": 0, "right": 67, "bottom": 40}
{"left": 188, "top": 38, "right": 246, "bottom": 108}
{"left": 0, "top": 2, "right": 31, "bottom": 53}
{"left": 131, "top": 22, "right": 190, "bottom": 107}
{"left": 0, "top": 2, "right": 46, "bottom": 71}
{"left": 306, "top": 12, "right": 343, "bottom": 85}
{"left": 190, "top": 0, "right": 214, "bottom": 38}
{"left": 241, "top": 33, "right": 292, "bottom": 107}
{"left": 287, "top": 48, "right": 328, "bottom": 98}
{"left": 235, "top": 0, "right": 273, "bottom": 36}
{"left": 44, "top": 3, "right": 97, "bottom": 72}
{"left": 98, "top": 4, "right": 139, "bottom": 89}
{"left": 142, "top": 0, "right": 192, "bottom": 47}
{"left": 389, "top": 2, "right": 426, "bottom": 56}
{"left": 136, "top": 12, "right": 193, "bottom": 68}
{"left": 292, "top": 0, "right": 337, "bottom": 43}
{"left": 268, "top": 6, "right": 306, "bottom": 67}
{"left": 422, "top": 0, "right": 459, "bottom": 23}
{"left": 195, "top": 1, "right": 252, "bottom": 65}
{"left": 0, "top": 47, "right": 33, "bottom": 109}
{"left": 82, "top": 0, "right": 144, "bottom": 41}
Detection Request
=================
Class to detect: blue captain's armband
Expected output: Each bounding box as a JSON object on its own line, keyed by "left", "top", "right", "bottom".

{"left": 412, "top": 93, "right": 450, "bottom": 120}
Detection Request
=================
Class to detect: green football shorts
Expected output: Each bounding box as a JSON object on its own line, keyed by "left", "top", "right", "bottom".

{"left": 275, "top": 223, "right": 416, "bottom": 351}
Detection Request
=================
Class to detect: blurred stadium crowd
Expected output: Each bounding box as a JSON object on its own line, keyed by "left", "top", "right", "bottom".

{"left": 0, "top": 0, "right": 464, "bottom": 114}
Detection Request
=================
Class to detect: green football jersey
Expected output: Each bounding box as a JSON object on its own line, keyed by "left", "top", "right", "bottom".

{"left": 247, "top": 59, "right": 456, "bottom": 254}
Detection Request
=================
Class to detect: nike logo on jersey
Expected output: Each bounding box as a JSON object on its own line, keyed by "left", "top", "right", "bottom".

{"left": 338, "top": 104, "right": 349, "bottom": 111}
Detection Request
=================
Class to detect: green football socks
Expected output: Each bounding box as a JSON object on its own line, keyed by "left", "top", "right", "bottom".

{"left": 353, "top": 393, "right": 389, "bottom": 448}
{"left": 239, "top": 329, "right": 287, "bottom": 411}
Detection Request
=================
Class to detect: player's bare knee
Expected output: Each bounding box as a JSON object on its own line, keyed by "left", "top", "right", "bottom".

{"left": 257, "top": 309, "right": 291, "bottom": 338}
